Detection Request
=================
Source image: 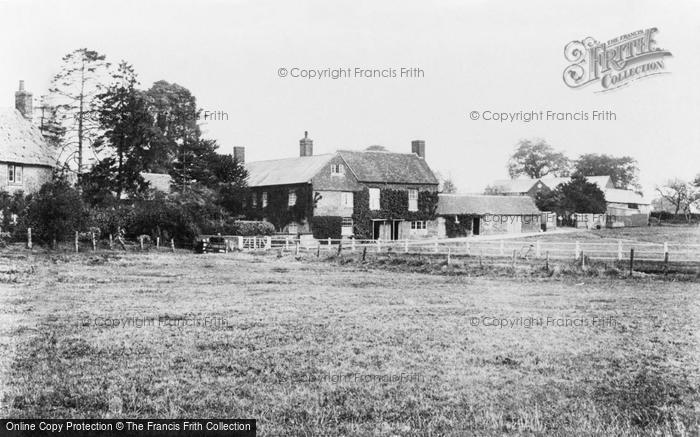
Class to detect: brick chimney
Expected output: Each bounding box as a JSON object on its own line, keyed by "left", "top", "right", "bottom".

{"left": 15, "top": 80, "right": 33, "bottom": 120}
{"left": 411, "top": 140, "right": 425, "bottom": 159}
{"left": 233, "top": 146, "right": 245, "bottom": 163}
{"left": 299, "top": 131, "right": 313, "bottom": 157}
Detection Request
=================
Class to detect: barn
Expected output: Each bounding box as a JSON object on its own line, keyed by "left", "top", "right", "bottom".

{"left": 436, "top": 194, "right": 543, "bottom": 236}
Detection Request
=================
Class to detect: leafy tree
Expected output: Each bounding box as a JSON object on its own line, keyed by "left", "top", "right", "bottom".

{"left": 508, "top": 139, "right": 570, "bottom": 179}
{"left": 146, "top": 81, "right": 201, "bottom": 174}
{"left": 83, "top": 62, "right": 157, "bottom": 202}
{"left": 573, "top": 153, "right": 639, "bottom": 189}
{"left": 48, "top": 48, "right": 112, "bottom": 176}
{"left": 655, "top": 179, "right": 699, "bottom": 221}
{"left": 535, "top": 174, "right": 606, "bottom": 216}
{"left": 435, "top": 171, "right": 458, "bottom": 194}
{"left": 36, "top": 96, "right": 66, "bottom": 150}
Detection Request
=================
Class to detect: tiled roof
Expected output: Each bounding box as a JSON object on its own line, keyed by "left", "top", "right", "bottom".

{"left": 437, "top": 194, "right": 542, "bottom": 215}
{"left": 245, "top": 154, "right": 335, "bottom": 187}
{"left": 142, "top": 172, "right": 172, "bottom": 192}
{"left": 0, "top": 108, "right": 56, "bottom": 167}
{"left": 338, "top": 150, "right": 438, "bottom": 185}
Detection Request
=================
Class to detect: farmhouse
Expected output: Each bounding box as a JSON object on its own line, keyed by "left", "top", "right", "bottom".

{"left": 242, "top": 132, "right": 440, "bottom": 239}
{"left": 437, "top": 194, "right": 543, "bottom": 236}
{"left": 0, "top": 81, "right": 55, "bottom": 194}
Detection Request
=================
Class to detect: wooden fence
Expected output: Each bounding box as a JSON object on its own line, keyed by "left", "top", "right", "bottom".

{"left": 202, "top": 235, "right": 700, "bottom": 264}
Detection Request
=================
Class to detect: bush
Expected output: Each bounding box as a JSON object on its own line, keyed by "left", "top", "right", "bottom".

{"left": 311, "top": 216, "right": 342, "bottom": 239}
{"left": 226, "top": 220, "right": 275, "bottom": 236}
{"left": 26, "top": 177, "right": 88, "bottom": 242}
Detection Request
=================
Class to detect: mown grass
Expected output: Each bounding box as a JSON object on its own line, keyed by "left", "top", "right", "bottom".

{"left": 526, "top": 224, "right": 700, "bottom": 245}
{"left": 0, "top": 250, "right": 698, "bottom": 436}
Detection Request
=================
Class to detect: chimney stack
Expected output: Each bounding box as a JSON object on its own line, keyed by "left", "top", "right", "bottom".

{"left": 299, "top": 131, "right": 313, "bottom": 157}
{"left": 233, "top": 146, "right": 245, "bottom": 163}
{"left": 15, "top": 80, "right": 33, "bottom": 120}
{"left": 411, "top": 140, "right": 425, "bottom": 159}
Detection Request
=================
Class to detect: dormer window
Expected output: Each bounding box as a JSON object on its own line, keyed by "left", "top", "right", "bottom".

{"left": 330, "top": 164, "right": 345, "bottom": 175}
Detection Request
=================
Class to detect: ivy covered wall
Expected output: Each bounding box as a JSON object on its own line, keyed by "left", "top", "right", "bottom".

{"left": 351, "top": 188, "right": 439, "bottom": 239}
{"left": 243, "top": 184, "right": 315, "bottom": 231}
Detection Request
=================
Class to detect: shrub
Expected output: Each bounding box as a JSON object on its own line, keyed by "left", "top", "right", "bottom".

{"left": 26, "top": 178, "right": 88, "bottom": 242}
{"left": 227, "top": 220, "right": 275, "bottom": 236}
{"left": 311, "top": 216, "right": 342, "bottom": 239}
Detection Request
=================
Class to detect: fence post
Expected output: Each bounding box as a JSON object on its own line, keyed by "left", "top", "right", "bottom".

{"left": 581, "top": 251, "right": 585, "bottom": 269}
{"left": 139, "top": 235, "right": 144, "bottom": 250}
{"left": 511, "top": 249, "right": 516, "bottom": 269}
{"left": 377, "top": 239, "right": 381, "bottom": 253}
{"left": 327, "top": 237, "right": 332, "bottom": 252}
{"left": 337, "top": 241, "right": 343, "bottom": 256}
{"left": 109, "top": 234, "right": 113, "bottom": 250}
{"left": 447, "top": 247, "right": 451, "bottom": 265}
{"left": 618, "top": 240, "right": 623, "bottom": 261}
{"left": 285, "top": 238, "right": 289, "bottom": 251}
{"left": 75, "top": 231, "right": 79, "bottom": 253}
{"left": 466, "top": 240, "right": 471, "bottom": 256}
{"left": 295, "top": 241, "right": 300, "bottom": 256}
{"left": 351, "top": 239, "right": 356, "bottom": 252}
{"left": 266, "top": 236, "right": 272, "bottom": 250}
{"left": 663, "top": 242, "right": 668, "bottom": 257}
{"left": 362, "top": 246, "right": 367, "bottom": 261}
{"left": 664, "top": 252, "right": 669, "bottom": 276}
{"left": 629, "top": 248, "right": 634, "bottom": 277}
{"left": 27, "top": 228, "right": 32, "bottom": 249}
{"left": 156, "top": 237, "right": 160, "bottom": 249}
{"left": 575, "top": 241, "right": 580, "bottom": 260}
{"left": 237, "top": 236, "right": 244, "bottom": 251}
{"left": 434, "top": 238, "right": 438, "bottom": 253}
{"left": 171, "top": 238, "right": 175, "bottom": 253}
{"left": 404, "top": 239, "right": 409, "bottom": 253}
{"left": 91, "top": 232, "right": 96, "bottom": 251}
{"left": 545, "top": 251, "right": 549, "bottom": 272}
{"left": 499, "top": 240, "right": 504, "bottom": 256}
{"left": 479, "top": 250, "right": 483, "bottom": 268}
{"left": 316, "top": 244, "right": 320, "bottom": 257}
{"left": 535, "top": 241, "right": 541, "bottom": 258}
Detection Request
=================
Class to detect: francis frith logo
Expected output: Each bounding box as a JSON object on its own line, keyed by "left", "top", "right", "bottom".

{"left": 563, "top": 28, "right": 672, "bottom": 91}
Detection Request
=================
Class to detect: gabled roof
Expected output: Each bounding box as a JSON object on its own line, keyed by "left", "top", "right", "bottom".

{"left": 491, "top": 175, "right": 614, "bottom": 193}
{"left": 245, "top": 154, "right": 335, "bottom": 187}
{"left": 604, "top": 188, "right": 650, "bottom": 205}
{"left": 338, "top": 150, "right": 438, "bottom": 185}
{"left": 437, "top": 194, "right": 541, "bottom": 215}
{"left": 0, "top": 108, "right": 56, "bottom": 167}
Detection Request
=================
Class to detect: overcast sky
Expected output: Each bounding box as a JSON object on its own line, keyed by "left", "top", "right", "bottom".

{"left": 1, "top": 0, "right": 698, "bottom": 195}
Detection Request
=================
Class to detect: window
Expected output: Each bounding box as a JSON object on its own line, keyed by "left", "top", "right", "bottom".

{"left": 341, "top": 217, "right": 353, "bottom": 236}
{"left": 369, "top": 188, "right": 380, "bottom": 210}
{"left": 627, "top": 203, "right": 639, "bottom": 209}
{"left": 341, "top": 192, "right": 354, "bottom": 208}
{"left": 288, "top": 190, "right": 297, "bottom": 206}
{"left": 261, "top": 192, "right": 268, "bottom": 208}
{"left": 331, "top": 164, "right": 345, "bottom": 175}
{"left": 8, "top": 164, "right": 23, "bottom": 184}
{"left": 251, "top": 194, "right": 257, "bottom": 208}
{"left": 411, "top": 221, "right": 427, "bottom": 231}
{"left": 408, "top": 189, "right": 418, "bottom": 212}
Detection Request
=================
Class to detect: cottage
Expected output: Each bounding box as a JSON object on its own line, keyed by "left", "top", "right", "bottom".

{"left": 436, "top": 194, "right": 543, "bottom": 236}
{"left": 243, "top": 132, "right": 440, "bottom": 239}
{"left": 0, "top": 81, "right": 55, "bottom": 194}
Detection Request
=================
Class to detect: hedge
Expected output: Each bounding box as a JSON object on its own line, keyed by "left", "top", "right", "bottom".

{"left": 310, "top": 216, "right": 342, "bottom": 239}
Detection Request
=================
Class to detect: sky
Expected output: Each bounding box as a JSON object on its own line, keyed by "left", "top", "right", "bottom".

{"left": 1, "top": 0, "right": 698, "bottom": 196}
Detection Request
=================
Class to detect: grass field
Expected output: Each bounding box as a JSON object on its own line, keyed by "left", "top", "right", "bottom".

{"left": 1, "top": 250, "right": 698, "bottom": 436}
{"left": 524, "top": 224, "right": 700, "bottom": 245}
